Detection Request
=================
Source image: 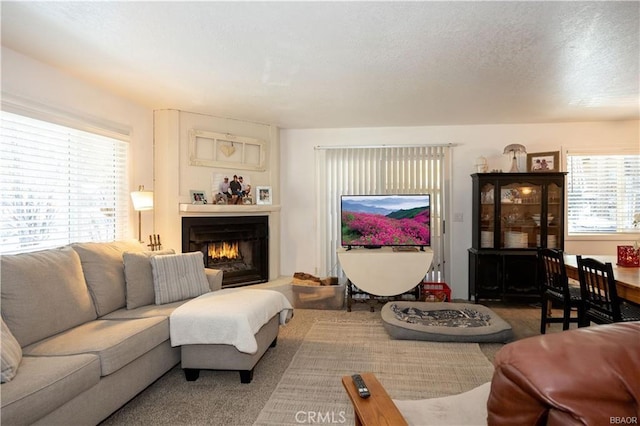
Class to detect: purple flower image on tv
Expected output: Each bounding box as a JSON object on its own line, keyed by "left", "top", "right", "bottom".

{"left": 341, "top": 195, "right": 431, "bottom": 247}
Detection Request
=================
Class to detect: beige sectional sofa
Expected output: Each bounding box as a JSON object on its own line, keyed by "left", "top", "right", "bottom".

{"left": 0, "top": 241, "right": 224, "bottom": 426}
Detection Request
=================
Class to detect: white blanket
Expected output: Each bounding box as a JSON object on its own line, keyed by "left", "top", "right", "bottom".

{"left": 169, "top": 288, "right": 293, "bottom": 354}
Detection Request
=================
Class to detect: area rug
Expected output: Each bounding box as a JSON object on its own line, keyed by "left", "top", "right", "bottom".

{"left": 253, "top": 320, "right": 495, "bottom": 425}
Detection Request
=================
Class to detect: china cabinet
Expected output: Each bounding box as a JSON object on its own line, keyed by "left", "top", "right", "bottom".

{"left": 468, "top": 172, "right": 567, "bottom": 302}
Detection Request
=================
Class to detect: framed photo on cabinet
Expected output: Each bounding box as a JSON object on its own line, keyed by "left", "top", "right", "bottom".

{"left": 527, "top": 151, "right": 559, "bottom": 172}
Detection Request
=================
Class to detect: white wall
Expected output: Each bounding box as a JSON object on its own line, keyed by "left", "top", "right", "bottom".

{"left": 153, "top": 109, "right": 282, "bottom": 279}
{"left": 1, "top": 47, "right": 155, "bottom": 240}
{"left": 4, "top": 46, "right": 638, "bottom": 296}
{"left": 280, "top": 120, "right": 640, "bottom": 299}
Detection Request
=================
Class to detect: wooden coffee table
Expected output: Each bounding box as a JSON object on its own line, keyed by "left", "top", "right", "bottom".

{"left": 341, "top": 372, "right": 407, "bottom": 426}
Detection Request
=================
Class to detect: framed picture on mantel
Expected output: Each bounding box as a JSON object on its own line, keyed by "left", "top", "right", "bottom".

{"left": 189, "top": 190, "right": 207, "bottom": 204}
{"left": 527, "top": 151, "right": 559, "bottom": 172}
{"left": 256, "top": 186, "right": 272, "bottom": 205}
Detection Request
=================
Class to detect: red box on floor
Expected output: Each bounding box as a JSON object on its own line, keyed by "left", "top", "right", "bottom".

{"left": 422, "top": 282, "right": 451, "bottom": 302}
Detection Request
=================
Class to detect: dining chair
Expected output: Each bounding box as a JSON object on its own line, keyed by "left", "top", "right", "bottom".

{"left": 538, "top": 248, "right": 585, "bottom": 334}
{"left": 576, "top": 255, "right": 640, "bottom": 324}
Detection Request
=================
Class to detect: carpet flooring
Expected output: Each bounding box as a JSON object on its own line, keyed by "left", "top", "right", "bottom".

{"left": 100, "top": 303, "right": 553, "bottom": 425}
{"left": 101, "top": 309, "right": 380, "bottom": 425}
{"left": 254, "top": 320, "right": 495, "bottom": 425}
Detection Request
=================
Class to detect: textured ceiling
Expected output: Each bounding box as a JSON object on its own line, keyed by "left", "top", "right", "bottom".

{"left": 1, "top": 1, "right": 639, "bottom": 129}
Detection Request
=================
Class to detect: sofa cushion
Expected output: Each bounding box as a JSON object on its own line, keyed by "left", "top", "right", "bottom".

{"left": 0, "top": 247, "right": 97, "bottom": 347}
{"left": 151, "top": 252, "right": 210, "bottom": 304}
{"left": 0, "top": 354, "right": 100, "bottom": 426}
{"left": 1, "top": 319, "right": 22, "bottom": 383}
{"left": 205, "top": 267, "right": 224, "bottom": 292}
{"left": 101, "top": 300, "right": 190, "bottom": 320}
{"left": 71, "top": 240, "right": 144, "bottom": 316}
{"left": 123, "top": 249, "right": 175, "bottom": 309}
{"left": 394, "top": 382, "right": 491, "bottom": 426}
{"left": 23, "top": 317, "right": 168, "bottom": 376}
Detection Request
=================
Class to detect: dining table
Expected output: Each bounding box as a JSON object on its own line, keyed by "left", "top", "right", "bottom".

{"left": 564, "top": 254, "right": 640, "bottom": 305}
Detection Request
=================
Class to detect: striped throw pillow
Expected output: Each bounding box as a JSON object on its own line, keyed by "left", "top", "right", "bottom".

{"left": 1, "top": 319, "right": 22, "bottom": 383}
{"left": 151, "top": 252, "right": 211, "bottom": 305}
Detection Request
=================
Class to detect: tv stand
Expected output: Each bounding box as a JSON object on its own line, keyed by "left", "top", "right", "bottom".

{"left": 337, "top": 247, "right": 434, "bottom": 311}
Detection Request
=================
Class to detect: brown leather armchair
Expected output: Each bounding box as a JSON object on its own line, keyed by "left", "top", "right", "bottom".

{"left": 488, "top": 321, "right": 640, "bottom": 425}
{"left": 343, "top": 322, "right": 640, "bottom": 425}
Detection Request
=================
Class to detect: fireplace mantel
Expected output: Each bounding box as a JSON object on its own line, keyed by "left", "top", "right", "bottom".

{"left": 179, "top": 203, "right": 281, "bottom": 215}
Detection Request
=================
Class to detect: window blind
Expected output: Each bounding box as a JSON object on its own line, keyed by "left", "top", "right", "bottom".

{"left": 1, "top": 111, "right": 129, "bottom": 254}
{"left": 567, "top": 153, "right": 640, "bottom": 234}
{"left": 315, "top": 145, "right": 450, "bottom": 282}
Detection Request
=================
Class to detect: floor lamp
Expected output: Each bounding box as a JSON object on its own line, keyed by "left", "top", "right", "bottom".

{"left": 130, "top": 185, "right": 154, "bottom": 243}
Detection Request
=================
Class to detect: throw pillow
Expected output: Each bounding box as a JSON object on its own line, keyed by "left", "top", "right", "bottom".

{"left": 71, "top": 240, "right": 145, "bottom": 316}
{"left": 1, "top": 319, "right": 22, "bottom": 383}
{"left": 123, "top": 249, "right": 175, "bottom": 309}
{"left": 1, "top": 247, "right": 96, "bottom": 347}
{"left": 151, "top": 252, "right": 210, "bottom": 305}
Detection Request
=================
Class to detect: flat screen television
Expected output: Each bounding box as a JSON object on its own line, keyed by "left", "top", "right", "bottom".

{"left": 341, "top": 194, "right": 431, "bottom": 249}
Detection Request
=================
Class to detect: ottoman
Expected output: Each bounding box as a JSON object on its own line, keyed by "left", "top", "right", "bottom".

{"left": 181, "top": 314, "right": 280, "bottom": 383}
{"left": 170, "top": 288, "right": 293, "bottom": 383}
{"left": 381, "top": 301, "right": 513, "bottom": 343}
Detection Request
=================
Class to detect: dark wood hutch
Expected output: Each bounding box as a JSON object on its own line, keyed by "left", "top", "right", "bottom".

{"left": 469, "top": 172, "right": 567, "bottom": 302}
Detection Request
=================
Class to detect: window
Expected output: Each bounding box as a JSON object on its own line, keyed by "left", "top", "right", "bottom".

{"left": 1, "top": 111, "right": 129, "bottom": 254}
{"left": 566, "top": 153, "right": 640, "bottom": 235}
{"left": 315, "top": 145, "right": 450, "bottom": 281}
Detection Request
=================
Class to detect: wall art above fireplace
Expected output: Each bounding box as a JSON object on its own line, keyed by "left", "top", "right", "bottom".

{"left": 188, "top": 129, "right": 266, "bottom": 171}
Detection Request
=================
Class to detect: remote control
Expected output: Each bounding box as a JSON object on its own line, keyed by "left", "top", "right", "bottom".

{"left": 351, "top": 374, "right": 370, "bottom": 398}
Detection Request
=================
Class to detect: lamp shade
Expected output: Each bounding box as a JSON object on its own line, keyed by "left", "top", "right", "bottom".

{"left": 503, "top": 144, "right": 527, "bottom": 155}
{"left": 130, "top": 186, "right": 154, "bottom": 211}
{"left": 503, "top": 144, "right": 526, "bottom": 172}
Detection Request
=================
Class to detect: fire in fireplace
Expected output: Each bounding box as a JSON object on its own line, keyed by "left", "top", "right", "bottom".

{"left": 182, "top": 216, "right": 268, "bottom": 287}
{"left": 209, "top": 241, "right": 239, "bottom": 262}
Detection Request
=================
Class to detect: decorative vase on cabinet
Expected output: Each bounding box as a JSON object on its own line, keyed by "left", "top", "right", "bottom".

{"left": 468, "top": 172, "right": 567, "bottom": 302}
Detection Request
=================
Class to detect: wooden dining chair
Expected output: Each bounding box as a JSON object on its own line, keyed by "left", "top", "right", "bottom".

{"left": 576, "top": 255, "right": 640, "bottom": 324}
{"left": 538, "top": 248, "right": 585, "bottom": 333}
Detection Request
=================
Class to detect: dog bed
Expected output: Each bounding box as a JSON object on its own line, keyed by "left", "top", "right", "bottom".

{"left": 381, "top": 301, "right": 513, "bottom": 343}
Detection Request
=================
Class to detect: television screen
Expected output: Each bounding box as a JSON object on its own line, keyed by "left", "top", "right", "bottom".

{"left": 341, "top": 194, "right": 431, "bottom": 248}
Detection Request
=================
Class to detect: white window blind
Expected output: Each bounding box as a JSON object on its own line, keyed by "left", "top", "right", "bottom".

{"left": 1, "top": 111, "right": 129, "bottom": 254}
{"left": 315, "top": 145, "right": 450, "bottom": 282}
{"left": 567, "top": 153, "right": 640, "bottom": 234}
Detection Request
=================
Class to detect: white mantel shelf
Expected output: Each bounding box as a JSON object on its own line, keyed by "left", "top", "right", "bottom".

{"left": 179, "top": 203, "right": 281, "bottom": 214}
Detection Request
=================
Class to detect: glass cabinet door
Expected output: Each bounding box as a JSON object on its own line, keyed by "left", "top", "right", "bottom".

{"left": 546, "top": 183, "right": 561, "bottom": 249}
{"left": 480, "top": 183, "right": 495, "bottom": 248}
{"left": 499, "top": 182, "right": 542, "bottom": 249}
{"left": 470, "top": 172, "right": 567, "bottom": 303}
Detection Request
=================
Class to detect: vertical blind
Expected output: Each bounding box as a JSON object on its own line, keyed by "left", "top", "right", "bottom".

{"left": 1, "top": 111, "right": 129, "bottom": 254}
{"left": 315, "top": 145, "right": 450, "bottom": 282}
{"left": 567, "top": 153, "right": 640, "bottom": 234}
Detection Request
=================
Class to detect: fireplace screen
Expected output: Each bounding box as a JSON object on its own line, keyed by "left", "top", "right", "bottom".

{"left": 182, "top": 216, "right": 268, "bottom": 287}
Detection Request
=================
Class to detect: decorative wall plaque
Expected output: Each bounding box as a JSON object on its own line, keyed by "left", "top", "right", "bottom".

{"left": 189, "top": 129, "right": 266, "bottom": 171}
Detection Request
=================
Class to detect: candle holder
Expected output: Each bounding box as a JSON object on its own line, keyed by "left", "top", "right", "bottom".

{"left": 617, "top": 245, "right": 640, "bottom": 267}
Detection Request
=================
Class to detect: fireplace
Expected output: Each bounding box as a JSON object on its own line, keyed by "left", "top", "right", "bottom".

{"left": 182, "top": 216, "right": 268, "bottom": 288}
